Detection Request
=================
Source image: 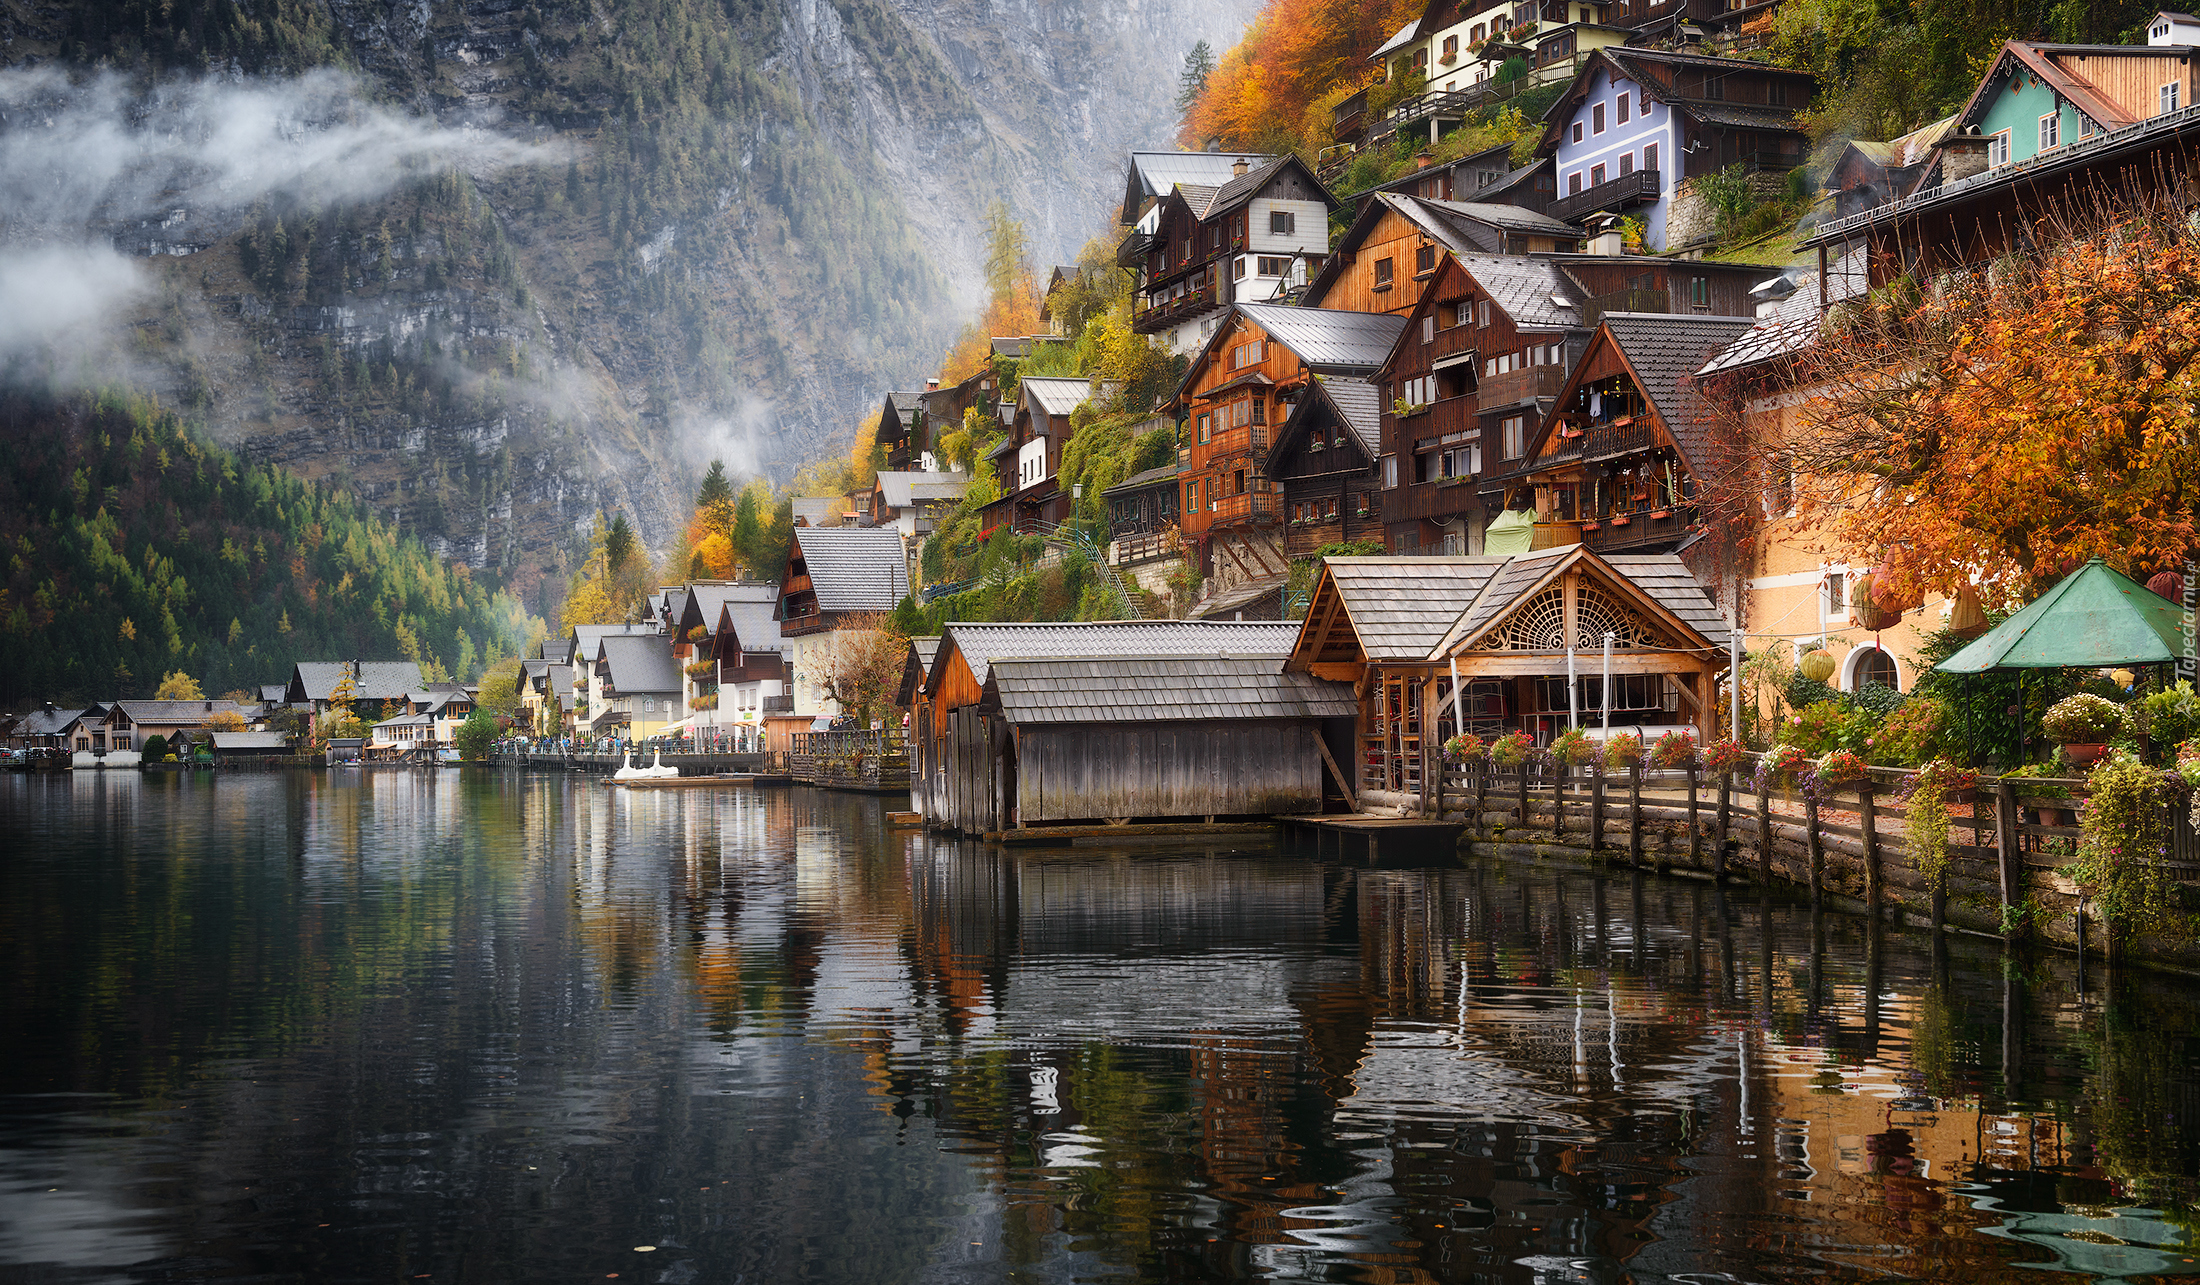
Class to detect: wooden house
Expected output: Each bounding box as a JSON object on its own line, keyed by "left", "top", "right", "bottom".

{"left": 1286, "top": 548, "right": 1729, "bottom": 810}
{"left": 1373, "top": 251, "right": 1588, "bottom": 555}
{"left": 978, "top": 376, "right": 1109, "bottom": 535}
{"left": 1101, "top": 459, "right": 1184, "bottom": 572}
{"left": 1175, "top": 302, "right": 1407, "bottom": 610}
{"left": 1503, "top": 312, "right": 1755, "bottom": 557}
{"left": 875, "top": 390, "right": 926, "bottom": 471}
{"left": 1351, "top": 142, "right": 1522, "bottom": 211}
{"left": 1306, "top": 192, "right": 1574, "bottom": 318}
{"left": 102, "top": 699, "right": 247, "bottom": 759}
{"left": 918, "top": 369, "right": 997, "bottom": 467}
{"left": 1121, "top": 154, "right": 1340, "bottom": 353}
{"left": 285, "top": 661, "right": 426, "bottom": 728}
{"left": 1266, "top": 376, "right": 1385, "bottom": 558}
{"left": 774, "top": 525, "right": 912, "bottom": 719}
{"left": 912, "top": 620, "right": 1341, "bottom": 831}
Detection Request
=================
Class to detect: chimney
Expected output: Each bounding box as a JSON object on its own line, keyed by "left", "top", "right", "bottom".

{"left": 1415, "top": 149, "right": 1436, "bottom": 170}
{"left": 1584, "top": 213, "right": 1626, "bottom": 257}
{"left": 926, "top": 378, "right": 940, "bottom": 391}
{"left": 1232, "top": 156, "right": 1249, "bottom": 178}
{"left": 1939, "top": 126, "right": 1992, "bottom": 185}
{"left": 204, "top": 700, "right": 213, "bottom": 712}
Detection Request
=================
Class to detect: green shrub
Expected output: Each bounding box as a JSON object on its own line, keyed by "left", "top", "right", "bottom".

{"left": 139, "top": 734, "right": 169, "bottom": 761}
{"left": 2134, "top": 681, "right": 2200, "bottom": 757}
{"left": 2042, "top": 693, "right": 2133, "bottom": 744}
{"left": 1867, "top": 696, "right": 1947, "bottom": 766}
{"left": 2069, "top": 751, "right": 2182, "bottom": 937}
{"left": 1782, "top": 699, "right": 1876, "bottom": 755}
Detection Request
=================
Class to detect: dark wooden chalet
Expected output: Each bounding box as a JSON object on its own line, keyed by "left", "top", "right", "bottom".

{"left": 1304, "top": 192, "right": 1582, "bottom": 320}
{"left": 774, "top": 525, "right": 911, "bottom": 637}
{"left": 976, "top": 375, "right": 1108, "bottom": 536}
{"left": 1121, "top": 154, "right": 1340, "bottom": 344}
{"left": 1101, "top": 459, "right": 1183, "bottom": 569}
{"left": 875, "top": 390, "right": 926, "bottom": 471}
{"left": 1286, "top": 547, "right": 1729, "bottom": 810}
{"left": 1267, "top": 376, "right": 1385, "bottom": 558}
{"left": 1374, "top": 251, "right": 1588, "bottom": 555}
{"left": 911, "top": 620, "right": 1335, "bottom": 831}
{"left": 1498, "top": 312, "right": 1754, "bottom": 557}
{"left": 918, "top": 369, "right": 997, "bottom": 465}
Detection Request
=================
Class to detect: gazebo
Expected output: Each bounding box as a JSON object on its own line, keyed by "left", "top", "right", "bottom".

{"left": 1936, "top": 559, "right": 2185, "bottom": 674}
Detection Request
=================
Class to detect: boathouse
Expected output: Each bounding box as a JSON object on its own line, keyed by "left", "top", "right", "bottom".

{"left": 1287, "top": 546, "right": 1730, "bottom": 811}
{"left": 914, "top": 620, "right": 1351, "bottom": 832}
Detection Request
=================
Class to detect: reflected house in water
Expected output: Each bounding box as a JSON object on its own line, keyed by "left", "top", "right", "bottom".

{"left": 911, "top": 620, "right": 1351, "bottom": 831}
{"left": 1287, "top": 546, "right": 1730, "bottom": 806}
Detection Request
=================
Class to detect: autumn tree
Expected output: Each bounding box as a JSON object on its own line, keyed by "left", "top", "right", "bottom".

{"left": 941, "top": 201, "right": 1045, "bottom": 382}
{"left": 1736, "top": 191, "right": 2200, "bottom": 605}
{"left": 155, "top": 670, "right": 205, "bottom": 700}
{"left": 1179, "top": 0, "right": 1424, "bottom": 153}
{"left": 797, "top": 612, "right": 909, "bottom": 729}
{"left": 205, "top": 709, "right": 249, "bottom": 731}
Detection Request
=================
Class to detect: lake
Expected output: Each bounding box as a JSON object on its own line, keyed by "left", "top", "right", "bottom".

{"left": 2, "top": 770, "right": 2196, "bottom": 1283}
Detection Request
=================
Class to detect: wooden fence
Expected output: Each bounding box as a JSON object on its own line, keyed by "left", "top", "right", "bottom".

{"left": 789, "top": 729, "right": 910, "bottom": 793}
{"left": 1426, "top": 753, "right": 2200, "bottom": 963}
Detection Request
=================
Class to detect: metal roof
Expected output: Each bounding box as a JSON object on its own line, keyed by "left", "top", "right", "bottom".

{"left": 1315, "top": 559, "right": 1510, "bottom": 661}
{"left": 599, "top": 634, "right": 683, "bottom": 694}
{"left": 1697, "top": 247, "right": 1864, "bottom": 377}
{"left": 875, "top": 470, "right": 969, "bottom": 507}
{"left": 1454, "top": 253, "right": 1584, "bottom": 330}
{"left": 210, "top": 732, "right": 290, "bottom": 750}
{"left": 939, "top": 620, "right": 1302, "bottom": 689}
{"left": 1125, "top": 152, "right": 1280, "bottom": 205}
{"left": 111, "top": 699, "right": 246, "bottom": 725}
{"left": 1102, "top": 460, "right": 1185, "bottom": 494}
{"left": 1235, "top": 302, "right": 1408, "bottom": 371}
{"left": 987, "top": 656, "right": 1357, "bottom": 724}
{"left": 789, "top": 526, "right": 911, "bottom": 614}
{"left": 1370, "top": 18, "right": 1422, "bottom": 59}
{"left": 1022, "top": 376, "right": 1104, "bottom": 418}
{"left": 1420, "top": 196, "right": 1580, "bottom": 237}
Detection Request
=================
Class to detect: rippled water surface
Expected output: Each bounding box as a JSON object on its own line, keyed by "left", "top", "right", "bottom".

{"left": 3, "top": 770, "right": 2198, "bottom": 1283}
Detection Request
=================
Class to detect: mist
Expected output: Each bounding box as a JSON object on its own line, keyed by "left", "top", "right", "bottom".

{"left": 0, "top": 65, "right": 563, "bottom": 370}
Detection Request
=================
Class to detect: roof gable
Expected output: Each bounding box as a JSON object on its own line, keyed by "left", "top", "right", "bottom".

{"left": 1288, "top": 558, "right": 1512, "bottom": 667}
{"left": 1434, "top": 547, "right": 1728, "bottom": 656}
{"left": 934, "top": 620, "right": 1303, "bottom": 692}
{"left": 783, "top": 526, "right": 911, "bottom": 615}
{"left": 1530, "top": 313, "right": 1754, "bottom": 470}
{"left": 1955, "top": 42, "right": 2142, "bottom": 136}
{"left": 1267, "top": 375, "right": 1381, "bottom": 475}
{"left": 984, "top": 655, "right": 1357, "bottom": 724}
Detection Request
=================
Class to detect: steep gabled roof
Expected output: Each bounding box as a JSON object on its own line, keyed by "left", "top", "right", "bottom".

{"left": 875, "top": 471, "right": 970, "bottom": 508}
{"left": 290, "top": 661, "right": 426, "bottom": 703}
{"left": 1420, "top": 196, "right": 1581, "bottom": 239}
{"left": 787, "top": 526, "right": 910, "bottom": 615}
{"left": 985, "top": 656, "right": 1358, "bottom": 724}
{"left": 1121, "top": 151, "right": 1281, "bottom": 224}
{"left": 1536, "top": 48, "right": 1814, "bottom": 153}
{"left": 1306, "top": 558, "right": 1511, "bottom": 662}
{"left": 1590, "top": 313, "right": 1757, "bottom": 469}
{"left": 1696, "top": 246, "right": 1866, "bottom": 378}
{"left": 1429, "top": 546, "right": 1728, "bottom": 655}
{"left": 1304, "top": 193, "right": 1471, "bottom": 307}
{"left": 1021, "top": 376, "right": 1104, "bottom": 419}
{"left": 936, "top": 620, "right": 1302, "bottom": 690}
{"left": 1268, "top": 375, "right": 1381, "bottom": 475}
{"left": 712, "top": 591, "right": 784, "bottom": 654}
{"left": 16, "top": 707, "right": 86, "bottom": 736}
{"left": 1236, "top": 302, "right": 1409, "bottom": 371}
{"left": 1369, "top": 17, "right": 1422, "bottom": 61}
{"left": 1456, "top": 252, "right": 1585, "bottom": 330}
{"left": 1953, "top": 41, "right": 2143, "bottom": 137}
{"left": 569, "top": 624, "right": 655, "bottom": 666}
{"left": 1202, "top": 153, "right": 1342, "bottom": 219}
{"left": 599, "top": 634, "right": 682, "bottom": 694}
{"left": 111, "top": 698, "right": 246, "bottom": 725}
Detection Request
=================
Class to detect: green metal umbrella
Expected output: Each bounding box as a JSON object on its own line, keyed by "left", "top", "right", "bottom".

{"left": 1935, "top": 558, "right": 2187, "bottom": 673}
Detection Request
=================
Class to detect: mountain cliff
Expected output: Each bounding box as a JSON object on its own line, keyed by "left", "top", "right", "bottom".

{"left": 0, "top": 0, "right": 1252, "bottom": 604}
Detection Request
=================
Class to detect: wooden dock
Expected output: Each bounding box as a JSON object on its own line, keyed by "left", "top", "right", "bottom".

{"left": 981, "top": 821, "right": 1281, "bottom": 847}
{"left": 605, "top": 772, "right": 793, "bottom": 790}
{"left": 1277, "top": 814, "right": 1467, "bottom": 863}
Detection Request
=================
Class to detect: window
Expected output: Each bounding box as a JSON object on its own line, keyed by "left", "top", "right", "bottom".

{"left": 1643, "top": 141, "right": 1659, "bottom": 172}
{"left": 1233, "top": 469, "right": 1247, "bottom": 495}
{"left": 1442, "top": 34, "right": 1458, "bottom": 57}
{"left": 1472, "top": 22, "right": 1485, "bottom": 39}
{"left": 1988, "top": 131, "right": 2011, "bottom": 166}
{"left": 1617, "top": 92, "right": 1630, "bottom": 124}
{"left": 1590, "top": 163, "right": 1606, "bottom": 185}
{"left": 1478, "top": 298, "right": 1491, "bottom": 326}
{"left": 1572, "top": 121, "right": 1585, "bottom": 144}
{"left": 1233, "top": 257, "right": 1247, "bottom": 280}
{"left": 1375, "top": 257, "right": 1394, "bottom": 287}
{"left": 2039, "top": 112, "right": 2059, "bottom": 149}
{"left": 2078, "top": 114, "right": 2098, "bottom": 138}
{"left": 1250, "top": 396, "right": 1266, "bottom": 425}
{"left": 1501, "top": 414, "right": 1526, "bottom": 459}
{"left": 1257, "top": 255, "right": 1289, "bottom": 275}
{"left": 2165, "top": 82, "right": 2183, "bottom": 115}
{"left": 1415, "top": 243, "right": 1436, "bottom": 273}
{"left": 1568, "top": 171, "right": 1584, "bottom": 195}
{"left": 1688, "top": 276, "right": 1709, "bottom": 307}
{"left": 1270, "top": 210, "right": 1296, "bottom": 234}
{"left": 1770, "top": 80, "right": 1787, "bottom": 107}
{"left": 1197, "top": 412, "right": 1212, "bottom": 443}
{"left": 1422, "top": 315, "right": 1436, "bottom": 343}
{"left": 1382, "top": 454, "right": 1399, "bottom": 488}
{"left": 1233, "top": 339, "right": 1263, "bottom": 368}
{"left": 1592, "top": 103, "right": 1606, "bottom": 134}
{"left": 1619, "top": 151, "right": 1634, "bottom": 176}
{"left": 1702, "top": 72, "right": 1723, "bottom": 100}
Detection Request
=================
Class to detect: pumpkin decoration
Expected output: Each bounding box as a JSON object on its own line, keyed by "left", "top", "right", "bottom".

{"left": 1947, "top": 584, "right": 1988, "bottom": 638}
{"left": 1798, "top": 648, "right": 1838, "bottom": 683}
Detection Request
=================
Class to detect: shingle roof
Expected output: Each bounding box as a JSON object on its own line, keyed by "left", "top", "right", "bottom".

{"left": 1683, "top": 102, "right": 1813, "bottom": 132}
{"left": 1602, "top": 555, "right": 1732, "bottom": 638}
{"left": 1315, "top": 559, "right": 1511, "bottom": 661}
{"left": 16, "top": 707, "right": 85, "bottom": 736}
{"left": 1432, "top": 547, "right": 1578, "bottom": 653}
{"left": 1422, "top": 197, "right": 1580, "bottom": 238}
{"left": 543, "top": 640, "right": 576, "bottom": 664}
{"left": 791, "top": 496, "right": 838, "bottom": 522}
{"left": 211, "top": 732, "right": 290, "bottom": 750}
{"left": 291, "top": 661, "right": 426, "bottom": 702}
{"left": 112, "top": 699, "right": 245, "bottom": 725}
{"left": 599, "top": 634, "right": 683, "bottom": 694}
{"left": 1101, "top": 460, "right": 1185, "bottom": 494}
{"left": 1316, "top": 376, "right": 1382, "bottom": 457}
{"left": 875, "top": 471, "right": 969, "bottom": 508}
{"left": 1204, "top": 154, "right": 1337, "bottom": 217}
{"left": 1236, "top": 302, "right": 1408, "bottom": 371}
{"left": 1598, "top": 313, "right": 1757, "bottom": 468}
{"left": 1455, "top": 253, "right": 1584, "bottom": 330}
{"left": 987, "top": 656, "right": 1357, "bottom": 724}
{"left": 1126, "top": 153, "right": 1281, "bottom": 208}
{"left": 939, "top": 620, "right": 1302, "bottom": 689}
{"left": 790, "top": 526, "right": 910, "bottom": 613}
{"left": 258, "top": 684, "right": 287, "bottom": 703}
{"left": 1481, "top": 159, "right": 1550, "bottom": 200}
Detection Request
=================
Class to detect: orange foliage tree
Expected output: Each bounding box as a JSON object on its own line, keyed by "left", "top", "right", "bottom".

{"left": 1738, "top": 195, "right": 2200, "bottom": 603}
{"left": 941, "top": 200, "right": 1043, "bottom": 383}
{"left": 1180, "top": 0, "right": 1423, "bottom": 154}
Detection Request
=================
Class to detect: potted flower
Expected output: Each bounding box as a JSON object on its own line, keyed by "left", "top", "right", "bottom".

{"left": 1444, "top": 733, "right": 1487, "bottom": 763}
{"left": 1603, "top": 731, "right": 1644, "bottom": 772}
{"left": 1704, "top": 738, "right": 1748, "bottom": 774}
{"left": 1490, "top": 729, "right": 1535, "bottom": 768}
{"left": 1551, "top": 726, "right": 1598, "bottom": 769}
{"left": 1756, "top": 742, "right": 1811, "bottom": 793}
{"left": 1815, "top": 749, "right": 1869, "bottom": 785}
{"left": 2041, "top": 693, "right": 2133, "bottom": 767}
{"left": 1651, "top": 730, "right": 1699, "bottom": 770}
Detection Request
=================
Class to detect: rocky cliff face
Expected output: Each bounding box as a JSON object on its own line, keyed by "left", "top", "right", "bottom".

{"left": 0, "top": 0, "right": 1250, "bottom": 600}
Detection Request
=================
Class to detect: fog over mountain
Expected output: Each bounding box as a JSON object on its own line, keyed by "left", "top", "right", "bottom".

{"left": 0, "top": 0, "right": 1253, "bottom": 597}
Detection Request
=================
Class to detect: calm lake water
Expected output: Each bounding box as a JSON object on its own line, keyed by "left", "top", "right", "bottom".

{"left": 3, "top": 771, "right": 2198, "bottom": 1284}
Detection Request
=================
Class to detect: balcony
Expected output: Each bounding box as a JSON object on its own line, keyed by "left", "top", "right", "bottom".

{"left": 1201, "top": 425, "right": 1269, "bottom": 467}
{"left": 1134, "top": 286, "right": 1220, "bottom": 334}
{"left": 1549, "top": 168, "right": 1661, "bottom": 225}
{"left": 1475, "top": 363, "right": 1567, "bottom": 409}
{"left": 1209, "top": 490, "right": 1278, "bottom": 527}
{"left": 1332, "top": 87, "right": 1369, "bottom": 143}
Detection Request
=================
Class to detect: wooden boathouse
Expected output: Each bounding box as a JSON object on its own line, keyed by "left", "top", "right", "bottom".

{"left": 914, "top": 620, "right": 1356, "bottom": 832}
{"left": 1287, "top": 545, "right": 1731, "bottom": 812}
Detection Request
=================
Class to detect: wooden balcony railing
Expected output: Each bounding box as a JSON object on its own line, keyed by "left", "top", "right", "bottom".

{"left": 1476, "top": 363, "right": 1567, "bottom": 408}
{"left": 1209, "top": 491, "right": 1278, "bottom": 527}
{"left": 1549, "top": 168, "right": 1661, "bottom": 224}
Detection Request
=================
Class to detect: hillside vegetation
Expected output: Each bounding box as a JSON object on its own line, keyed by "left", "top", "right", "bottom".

{"left": 0, "top": 390, "right": 541, "bottom": 705}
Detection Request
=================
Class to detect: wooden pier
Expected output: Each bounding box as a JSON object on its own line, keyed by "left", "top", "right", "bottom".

{"left": 1278, "top": 814, "right": 1468, "bottom": 863}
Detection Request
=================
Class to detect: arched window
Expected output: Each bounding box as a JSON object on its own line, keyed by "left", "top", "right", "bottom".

{"left": 1845, "top": 645, "right": 1900, "bottom": 692}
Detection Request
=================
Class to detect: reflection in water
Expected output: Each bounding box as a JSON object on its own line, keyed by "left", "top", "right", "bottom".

{"left": 2, "top": 771, "right": 2198, "bottom": 1283}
